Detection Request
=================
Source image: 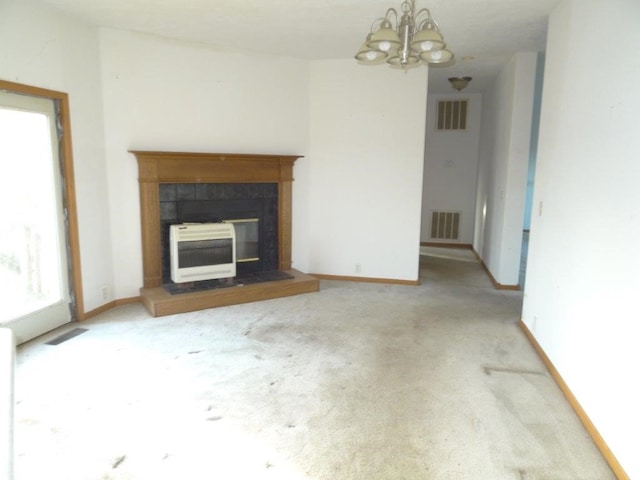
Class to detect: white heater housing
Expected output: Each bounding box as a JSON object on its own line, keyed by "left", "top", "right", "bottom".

{"left": 169, "top": 223, "right": 236, "bottom": 283}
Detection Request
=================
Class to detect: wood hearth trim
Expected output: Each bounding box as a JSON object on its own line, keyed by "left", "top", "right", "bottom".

{"left": 141, "top": 270, "right": 319, "bottom": 317}
{"left": 131, "top": 151, "right": 302, "bottom": 289}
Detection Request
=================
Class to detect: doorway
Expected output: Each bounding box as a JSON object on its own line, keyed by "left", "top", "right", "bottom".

{"left": 0, "top": 86, "right": 77, "bottom": 344}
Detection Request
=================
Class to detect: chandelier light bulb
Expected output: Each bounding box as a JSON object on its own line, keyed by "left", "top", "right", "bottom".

{"left": 365, "top": 51, "right": 378, "bottom": 61}
{"left": 419, "top": 48, "right": 453, "bottom": 63}
{"left": 419, "top": 40, "right": 434, "bottom": 51}
{"left": 379, "top": 41, "right": 392, "bottom": 52}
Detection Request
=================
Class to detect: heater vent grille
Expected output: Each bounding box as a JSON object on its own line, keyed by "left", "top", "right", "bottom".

{"left": 437, "top": 100, "right": 468, "bottom": 131}
{"left": 430, "top": 211, "right": 461, "bottom": 240}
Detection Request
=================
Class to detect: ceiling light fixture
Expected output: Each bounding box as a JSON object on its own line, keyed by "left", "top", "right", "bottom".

{"left": 355, "top": 0, "right": 454, "bottom": 70}
{"left": 448, "top": 76, "right": 472, "bottom": 91}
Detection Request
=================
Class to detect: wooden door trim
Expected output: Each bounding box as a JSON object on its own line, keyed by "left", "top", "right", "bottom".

{"left": 0, "top": 79, "right": 84, "bottom": 320}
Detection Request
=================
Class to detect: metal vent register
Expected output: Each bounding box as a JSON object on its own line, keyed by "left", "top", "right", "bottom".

{"left": 430, "top": 211, "right": 461, "bottom": 240}
{"left": 437, "top": 100, "right": 468, "bottom": 131}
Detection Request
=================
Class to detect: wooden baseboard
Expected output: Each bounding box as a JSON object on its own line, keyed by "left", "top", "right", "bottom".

{"left": 518, "top": 321, "right": 629, "bottom": 480}
{"left": 79, "top": 296, "right": 141, "bottom": 321}
{"left": 421, "top": 242, "right": 473, "bottom": 249}
{"left": 472, "top": 249, "right": 520, "bottom": 291}
{"left": 115, "top": 296, "right": 142, "bottom": 306}
{"left": 79, "top": 301, "right": 115, "bottom": 321}
{"left": 311, "top": 273, "right": 419, "bottom": 286}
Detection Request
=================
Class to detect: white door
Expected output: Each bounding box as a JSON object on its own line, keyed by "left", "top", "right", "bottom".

{"left": 0, "top": 91, "right": 71, "bottom": 344}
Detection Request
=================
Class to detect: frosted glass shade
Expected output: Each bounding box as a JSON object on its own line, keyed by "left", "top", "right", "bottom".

{"left": 448, "top": 76, "right": 472, "bottom": 91}
{"left": 367, "top": 21, "right": 401, "bottom": 52}
{"left": 410, "top": 26, "right": 445, "bottom": 52}
{"left": 355, "top": 36, "right": 389, "bottom": 64}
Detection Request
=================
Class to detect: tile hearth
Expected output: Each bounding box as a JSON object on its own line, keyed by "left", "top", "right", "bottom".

{"left": 163, "top": 270, "right": 294, "bottom": 295}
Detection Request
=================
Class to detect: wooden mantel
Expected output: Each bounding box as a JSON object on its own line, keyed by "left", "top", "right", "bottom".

{"left": 131, "top": 151, "right": 319, "bottom": 316}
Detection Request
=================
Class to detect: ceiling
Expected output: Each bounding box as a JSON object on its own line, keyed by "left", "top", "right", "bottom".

{"left": 34, "top": 0, "right": 560, "bottom": 93}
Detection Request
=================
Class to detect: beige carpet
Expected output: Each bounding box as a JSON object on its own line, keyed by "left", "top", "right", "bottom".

{"left": 13, "top": 253, "right": 615, "bottom": 479}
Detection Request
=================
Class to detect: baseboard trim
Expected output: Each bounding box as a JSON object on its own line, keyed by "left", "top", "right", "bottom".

{"left": 80, "top": 301, "right": 115, "bottom": 321}
{"left": 80, "top": 296, "right": 141, "bottom": 321}
{"left": 115, "top": 296, "right": 142, "bottom": 306}
{"left": 518, "top": 320, "right": 629, "bottom": 480}
{"left": 421, "top": 242, "right": 473, "bottom": 249}
{"left": 472, "top": 249, "right": 520, "bottom": 291}
{"left": 311, "top": 273, "right": 419, "bottom": 286}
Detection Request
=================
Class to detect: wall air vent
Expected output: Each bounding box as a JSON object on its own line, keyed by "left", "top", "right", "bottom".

{"left": 437, "top": 99, "right": 468, "bottom": 131}
{"left": 430, "top": 211, "right": 461, "bottom": 240}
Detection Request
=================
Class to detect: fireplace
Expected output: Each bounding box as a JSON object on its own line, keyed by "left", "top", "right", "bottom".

{"left": 132, "top": 151, "right": 319, "bottom": 317}
{"left": 159, "top": 182, "right": 279, "bottom": 282}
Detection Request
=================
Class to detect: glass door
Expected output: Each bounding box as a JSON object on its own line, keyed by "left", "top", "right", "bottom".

{"left": 0, "top": 90, "right": 71, "bottom": 344}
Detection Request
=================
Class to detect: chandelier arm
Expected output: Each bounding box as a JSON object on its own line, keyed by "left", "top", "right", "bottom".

{"left": 369, "top": 8, "right": 398, "bottom": 33}
{"left": 384, "top": 8, "right": 398, "bottom": 25}
{"left": 369, "top": 16, "right": 387, "bottom": 33}
{"left": 415, "top": 9, "right": 433, "bottom": 28}
{"left": 415, "top": 8, "right": 432, "bottom": 20}
{"left": 428, "top": 18, "right": 443, "bottom": 32}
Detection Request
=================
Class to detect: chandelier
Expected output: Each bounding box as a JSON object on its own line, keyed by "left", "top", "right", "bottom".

{"left": 355, "top": 0, "right": 454, "bottom": 69}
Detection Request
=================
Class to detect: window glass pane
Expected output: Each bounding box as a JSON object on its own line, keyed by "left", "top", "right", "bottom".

{"left": 0, "top": 107, "right": 62, "bottom": 323}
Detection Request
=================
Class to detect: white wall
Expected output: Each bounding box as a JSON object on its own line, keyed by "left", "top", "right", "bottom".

{"left": 474, "top": 52, "right": 537, "bottom": 285}
{"left": 2, "top": 7, "right": 428, "bottom": 307}
{"left": 98, "top": 30, "right": 310, "bottom": 298}
{"left": 306, "top": 61, "right": 427, "bottom": 282}
{"left": 422, "top": 93, "right": 482, "bottom": 244}
{"left": 522, "top": 0, "right": 640, "bottom": 477}
{"left": 100, "top": 35, "right": 427, "bottom": 293}
{"left": 0, "top": 0, "right": 113, "bottom": 313}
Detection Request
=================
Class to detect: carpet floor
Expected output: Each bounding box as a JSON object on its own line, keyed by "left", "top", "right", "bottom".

{"left": 13, "top": 252, "right": 615, "bottom": 480}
